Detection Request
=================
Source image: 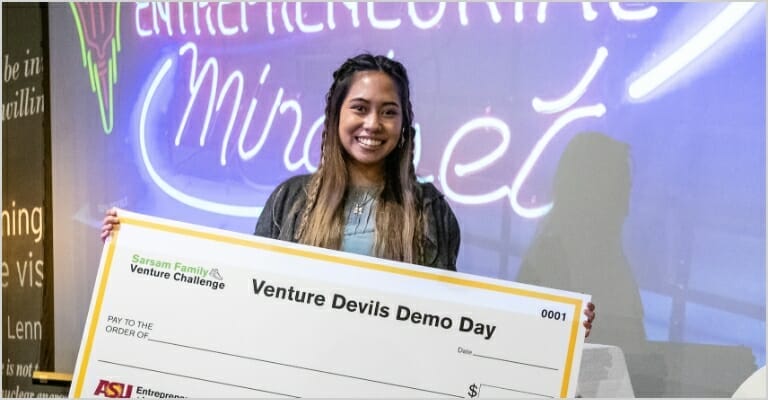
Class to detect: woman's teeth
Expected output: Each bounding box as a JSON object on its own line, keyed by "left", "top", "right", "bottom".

{"left": 357, "top": 137, "right": 383, "bottom": 146}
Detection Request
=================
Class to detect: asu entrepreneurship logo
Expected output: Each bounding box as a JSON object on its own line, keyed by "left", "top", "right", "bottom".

{"left": 70, "top": 2, "right": 122, "bottom": 134}
{"left": 94, "top": 379, "right": 133, "bottom": 398}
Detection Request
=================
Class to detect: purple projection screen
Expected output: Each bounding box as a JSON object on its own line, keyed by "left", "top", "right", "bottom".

{"left": 49, "top": 3, "right": 764, "bottom": 395}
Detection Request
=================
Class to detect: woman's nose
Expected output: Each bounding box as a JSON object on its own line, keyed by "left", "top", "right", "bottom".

{"left": 363, "top": 112, "right": 380, "bottom": 131}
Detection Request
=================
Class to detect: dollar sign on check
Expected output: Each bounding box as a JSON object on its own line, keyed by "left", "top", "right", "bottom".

{"left": 467, "top": 383, "right": 479, "bottom": 398}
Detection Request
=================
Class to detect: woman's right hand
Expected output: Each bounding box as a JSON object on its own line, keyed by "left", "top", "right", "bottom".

{"left": 100, "top": 207, "right": 121, "bottom": 242}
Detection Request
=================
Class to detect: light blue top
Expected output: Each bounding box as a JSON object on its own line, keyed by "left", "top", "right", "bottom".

{"left": 340, "top": 188, "right": 377, "bottom": 256}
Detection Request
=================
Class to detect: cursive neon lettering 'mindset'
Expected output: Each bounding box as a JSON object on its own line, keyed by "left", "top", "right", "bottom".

{"left": 138, "top": 41, "right": 606, "bottom": 219}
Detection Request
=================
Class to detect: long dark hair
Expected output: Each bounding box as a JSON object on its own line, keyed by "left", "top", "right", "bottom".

{"left": 294, "top": 53, "right": 424, "bottom": 263}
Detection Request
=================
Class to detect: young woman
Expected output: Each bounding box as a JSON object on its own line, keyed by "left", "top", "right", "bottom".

{"left": 253, "top": 54, "right": 459, "bottom": 270}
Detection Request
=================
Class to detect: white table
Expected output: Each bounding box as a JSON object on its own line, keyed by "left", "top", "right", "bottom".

{"left": 732, "top": 366, "right": 766, "bottom": 398}
{"left": 577, "top": 343, "right": 635, "bottom": 397}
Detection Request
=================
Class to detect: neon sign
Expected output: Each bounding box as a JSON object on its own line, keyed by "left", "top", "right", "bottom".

{"left": 124, "top": 2, "right": 759, "bottom": 219}
{"left": 133, "top": 2, "right": 658, "bottom": 37}
{"left": 70, "top": 3, "right": 122, "bottom": 134}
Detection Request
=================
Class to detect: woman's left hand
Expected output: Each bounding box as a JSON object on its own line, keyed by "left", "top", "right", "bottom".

{"left": 583, "top": 302, "right": 596, "bottom": 338}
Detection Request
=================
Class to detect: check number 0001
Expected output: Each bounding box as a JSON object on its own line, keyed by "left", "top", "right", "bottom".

{"left": 540, "top": 309, "right": 567, "bottom": 322}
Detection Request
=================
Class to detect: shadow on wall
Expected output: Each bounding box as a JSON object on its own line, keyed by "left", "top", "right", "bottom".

{"left": 517, "top": 132, "right": 756, "bottom": 397}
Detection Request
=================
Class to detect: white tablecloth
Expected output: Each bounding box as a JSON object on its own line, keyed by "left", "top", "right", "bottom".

{"left": 577, "top": 343, "right": 635, "bottom": 397}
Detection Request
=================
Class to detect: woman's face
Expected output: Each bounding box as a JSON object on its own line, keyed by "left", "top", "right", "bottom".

{"left": 338, "top": 71, "right": 403, "bottom": 174}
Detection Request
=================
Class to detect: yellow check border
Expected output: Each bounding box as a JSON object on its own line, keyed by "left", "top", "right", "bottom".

{"left": 74, "top": 227, "right": 120, "bottom": 398}
{"left": 73, "top": 214, "right": 585, "bottom": 398}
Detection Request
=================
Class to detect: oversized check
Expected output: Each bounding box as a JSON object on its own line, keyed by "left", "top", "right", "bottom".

{"left": 71, "top": 210, "right": 590, "bottom": 398}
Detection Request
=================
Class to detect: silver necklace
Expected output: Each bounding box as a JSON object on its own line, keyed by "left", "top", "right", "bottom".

{"left": 349, "top": 188, "right": 377, "bottom": 215}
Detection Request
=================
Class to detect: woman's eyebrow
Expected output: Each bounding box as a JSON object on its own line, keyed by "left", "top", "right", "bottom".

{"left": 347, "top": 98, "right": 400, "bottom": 107}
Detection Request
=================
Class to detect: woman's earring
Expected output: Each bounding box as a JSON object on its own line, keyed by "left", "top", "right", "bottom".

{"left": 399, "top": 128, "right": 407, "bottom": 148}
